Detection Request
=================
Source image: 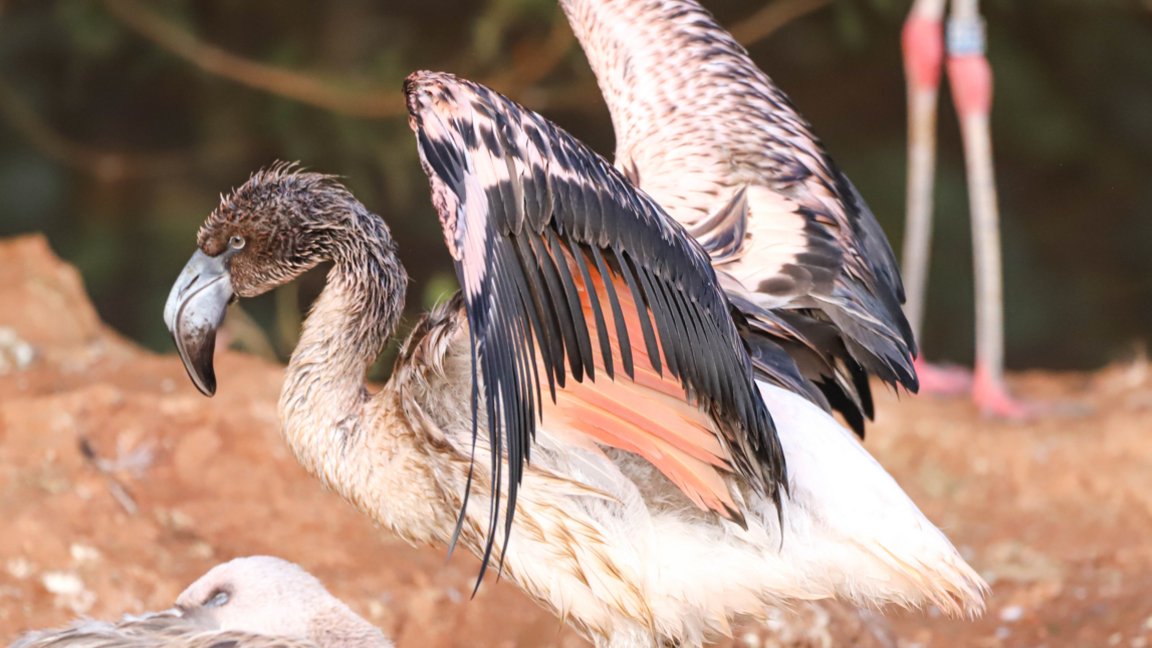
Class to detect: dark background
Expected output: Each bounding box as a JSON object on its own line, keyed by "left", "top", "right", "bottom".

{"left": 0, "top": 0, "right": 1148, "bottom": 377}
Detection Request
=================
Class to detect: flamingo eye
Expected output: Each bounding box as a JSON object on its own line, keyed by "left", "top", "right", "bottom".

{"left": 229, "top": 235, "right": 246, "bottom": 250}
{"left": 206, "top": 590, "right": 229, "bottom": 607}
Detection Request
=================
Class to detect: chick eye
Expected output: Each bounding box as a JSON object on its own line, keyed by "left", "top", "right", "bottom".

{"left": 229, "top": 235, "right": 246, "bottom": 250}
{"left": 206, "top": 590, "right": 229, "bottom": 607}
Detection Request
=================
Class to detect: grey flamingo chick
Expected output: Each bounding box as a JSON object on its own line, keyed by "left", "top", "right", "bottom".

{"left": 901, "top": 0, "right": 1031, "bottom": 418}
{"left": 164, "top": 72, "right": 984, "bottom": 648}
{"left": 9, "top": 557, "right": 391, "bottom": 648}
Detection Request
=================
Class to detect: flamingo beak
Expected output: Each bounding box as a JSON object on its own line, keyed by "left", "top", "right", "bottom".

{"left": 163, "top": 249, "right": 235, "bottom": 396}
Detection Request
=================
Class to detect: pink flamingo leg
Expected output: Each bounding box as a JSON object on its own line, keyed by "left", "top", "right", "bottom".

{"left": 914, "top": 356, "right": 973, "bottom": 396}
{"left": 903, "top": 0, "right": 973, "bottom": 396}
{"left": 947, "top": 0, "right": 1032, "bottom": 419}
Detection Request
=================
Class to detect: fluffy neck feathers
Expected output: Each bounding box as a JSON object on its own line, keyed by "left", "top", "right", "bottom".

{"left": 278, "top": 202, "right": 406, "bottom": 492}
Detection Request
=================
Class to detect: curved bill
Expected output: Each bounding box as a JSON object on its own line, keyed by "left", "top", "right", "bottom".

{"left": 163, "top": 250, "right": 234, "bottom": 396}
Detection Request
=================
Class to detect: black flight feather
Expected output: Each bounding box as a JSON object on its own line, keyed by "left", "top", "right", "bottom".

{"left": 405, "top": 70, "right": 787, "bottom": 584}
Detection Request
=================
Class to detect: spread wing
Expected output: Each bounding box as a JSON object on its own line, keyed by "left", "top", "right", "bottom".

{"left": 562, "top": 0, "right": 918, "bottom": 436}
{"left": 404, "top": 70, "right": 785, "bottom": 573}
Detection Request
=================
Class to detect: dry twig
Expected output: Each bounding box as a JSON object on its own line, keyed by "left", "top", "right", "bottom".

{"left": 78, "top": 438, "right": 153, "bottom": 515}
{"left": 730, "top": 0, "right": 837, "bottom": 45}
{"left": 101, "top": 0, "right": 405, "bottom": 118}
{"left": 85, "top": 0, "right": 830, "bottom": 125}
{"left": 486, "top": 12, "right": 577, "bottom": 94}
{"left": 0, "top": 72, "right": 192, "bottom": 180}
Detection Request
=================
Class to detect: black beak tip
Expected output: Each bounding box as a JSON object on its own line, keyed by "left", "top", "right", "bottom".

{"left": 171, "top": 329, "right": 219, "bottom": 398}
{"left": 197, "top": 372, "right": 217, "bottom": 397}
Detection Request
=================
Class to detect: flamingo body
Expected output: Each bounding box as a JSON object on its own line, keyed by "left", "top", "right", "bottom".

{"left": 164, "top": 71, "right": 986, "bottom": 648}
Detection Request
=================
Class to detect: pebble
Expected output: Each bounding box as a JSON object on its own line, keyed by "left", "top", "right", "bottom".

{"left": 6, "top": 557, "right": 35, "bottom": 580}
{"left": 999, "top": 605, "right": 1024, "bottom": 622}
{"left": 41, "top": 571, "right": 96, "bottom": 614}
{"left": 446, "top": 586, "right": 462, "bottom": 603}
{"left": 70, "top": 543, "right": 101, "bottom": 564}
{"left": 0, "top": 327, "right": 34, "bottom": 375}
{"left": 41, "top": 572, "right": 83, "bottom": 596}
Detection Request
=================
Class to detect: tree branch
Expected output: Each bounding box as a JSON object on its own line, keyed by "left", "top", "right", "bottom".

{"left": 0, "top": 71, "right": 198, "bottom": 180}
{"left": 730, "top": 0, "right": 836, "bottom": 46}
{"left": 488, "top": 12, "right": 576, "bottom": 93}
{"left": 97, "top": 0, "right": 830, "bottom": 124}
{"left": 100, "top": 0, "right": 407, "bottom": 118}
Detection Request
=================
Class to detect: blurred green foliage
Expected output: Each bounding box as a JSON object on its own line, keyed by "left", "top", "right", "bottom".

{"left": 0, "top": 0, "right": 1149, "bottom": 378}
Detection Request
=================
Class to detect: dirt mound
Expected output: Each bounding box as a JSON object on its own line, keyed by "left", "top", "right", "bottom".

{"left": 1, "top": 234, "right": 1150, "bottom": 648}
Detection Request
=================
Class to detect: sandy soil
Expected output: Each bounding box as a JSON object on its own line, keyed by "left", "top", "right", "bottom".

{"left": 1, "top": 233, "right": 1150, "bottom": 648}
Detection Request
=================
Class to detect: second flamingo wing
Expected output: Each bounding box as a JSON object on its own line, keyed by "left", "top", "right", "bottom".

{"left": 561, "top": 0, "right": 918, "bottom": 436}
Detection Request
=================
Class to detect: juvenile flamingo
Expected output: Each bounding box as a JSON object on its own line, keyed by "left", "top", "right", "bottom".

{"left": 10, "top": 556, "right": 391, "bottom": 648}
{"left": 164, "top": 72, "right": 985, "bottom": 648}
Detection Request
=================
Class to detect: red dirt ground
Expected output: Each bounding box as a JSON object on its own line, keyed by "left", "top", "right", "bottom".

{"left": 1, "top": 234, "right": 1150, "bottom": 648}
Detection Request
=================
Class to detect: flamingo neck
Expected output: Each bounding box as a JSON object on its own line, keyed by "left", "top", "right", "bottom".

{"left": 309, "top": 602, "right": 394, "bottom": 648}
{"left": 278, "top": 207, "right": 407, "bottom": 494}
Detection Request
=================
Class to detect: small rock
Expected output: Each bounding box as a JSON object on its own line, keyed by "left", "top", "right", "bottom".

{"left": 999, "top": 605, "right": 1024, "bottom": 622}
{"left": 155, "top": 507, "right": 196, "bottom": 531}
{"left": 1110, "top": 633, "right": 1124, "bottom": 647}
{"left": 0, "top": 326, "right": 35, "bottom": 374}
{"left": 995, "top": 627, "right": 1010, "bottom": 640}
{"left": 170, "top": 509, "right": 195, "bottom": 530}
{"left": 41, "top": 572, "right": 83, "bottom": 596}
{"left": 189, "top": 541, "right": 214, "bottom": 558}
{"left": 70, "top": 543, "right": 101, "bottom": 564}
{"left": 6, "top": 557, "right": 35, "bottom": 580}
{"left": 740, "top": 632, "right": 761, "bottom": 648}
{"left": 42, "top": 571, "right": 96, "bottom": 614}
{"left": 1131, "top": 637, "right": 1147, "bottom": 648}
{"left": 445, "top": 586, "right": 462, "bottom": 603}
